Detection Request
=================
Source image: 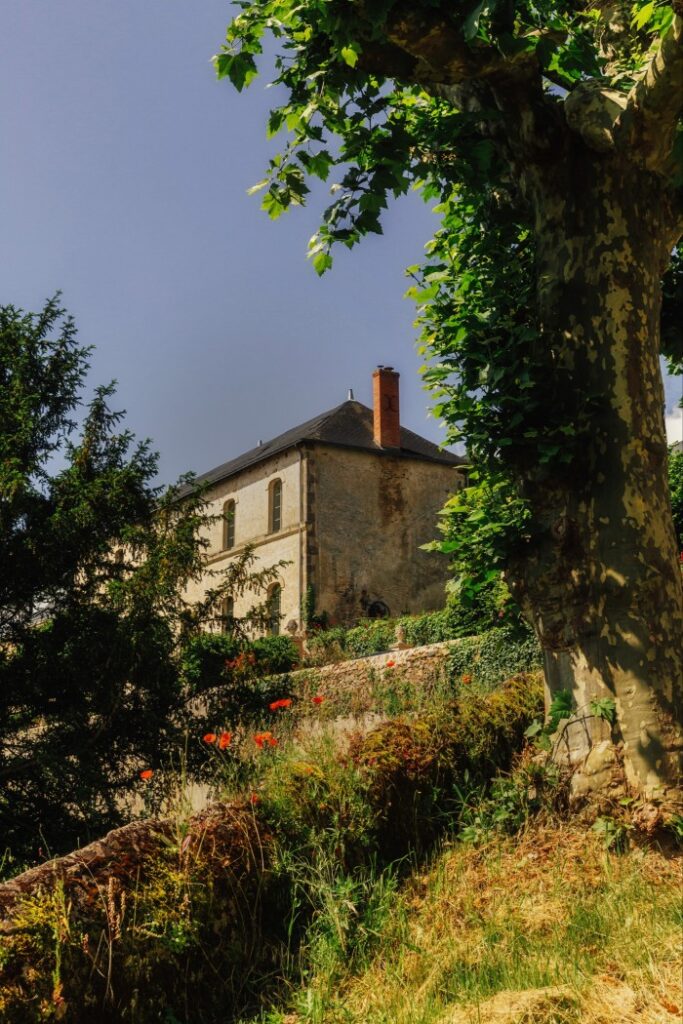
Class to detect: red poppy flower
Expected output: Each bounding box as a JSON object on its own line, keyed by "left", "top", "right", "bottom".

{"left": 312, "top": 695, "right": 325, "bottom": 705}
{"left": 461, "top": 674, "right": 472, "bottom": 685}
{"left": 254, "top": 731, "right": 276, "bottom": 748}
{"left": 218, "top": 731, "right": 232, "bottom": 750}
{"left": 139, "top": 769, "right": 154, "bottom": 781}
{"left": 269, "top": 698, "right": 292, "bottom": 711}
{"left": 386, "top": 659, "right": 396, "bottom": 668}
{"left": 249, "top": 792, "right": 261, "bottom": 805}
{"left": 203, "top": 732, "right": 217, "bottom": 745}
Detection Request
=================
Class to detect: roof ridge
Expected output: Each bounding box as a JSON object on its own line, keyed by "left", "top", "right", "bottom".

{"left": 186, "top": 398, "right": 462, "bottom": 494}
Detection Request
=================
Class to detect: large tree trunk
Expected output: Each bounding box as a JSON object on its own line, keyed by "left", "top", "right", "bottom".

{"left": 511, "top": 150, "right": 683, "bottom": 809}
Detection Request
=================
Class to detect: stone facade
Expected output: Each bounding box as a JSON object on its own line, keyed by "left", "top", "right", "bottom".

{"left": 309, "top": 445, "right": 456, "bottom": 623}
{"left": 184, "top": 369, "right": 465, "bottom": 633}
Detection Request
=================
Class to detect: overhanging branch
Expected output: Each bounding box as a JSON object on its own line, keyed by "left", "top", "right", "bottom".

{"left": 623, "top": 12, "right": 683, "bottom": 174}
{"left": 384, "top": 5, "right": 540, "bottom": 88}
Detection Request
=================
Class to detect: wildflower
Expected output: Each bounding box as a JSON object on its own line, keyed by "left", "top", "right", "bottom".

{"left": 254, "top": 731, "right": 277, "bottom": 748}
{"left": 386, "top": 659, "right": 396, "bottom": 668}
{"left": 269, "top": 698, "right": 292, "bottom": 711}
{"left": 312, "top": 695, "right": 325, "bottom": 705}
{"left": 218, "top": 731, "right": 232, "bottom": 750}
{"left": 461, "top": 674, "right": 472, "bottom": 685}
{"left": 249, "top": 792, "right": 261, "bottom": 805}
{"left": 139, "top": 769, "right": 154, "bottom": 781}
{"left": 203, "top": 732, "right": 217, "bottom": 745}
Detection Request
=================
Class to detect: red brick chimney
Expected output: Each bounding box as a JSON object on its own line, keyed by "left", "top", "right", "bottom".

{"left": 372, "top": 366, "right": 400, "bottom": 449}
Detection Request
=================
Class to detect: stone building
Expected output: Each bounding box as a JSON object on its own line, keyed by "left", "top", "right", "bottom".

{"left": 185, "top": 367, "right": 466, "bottom": 633}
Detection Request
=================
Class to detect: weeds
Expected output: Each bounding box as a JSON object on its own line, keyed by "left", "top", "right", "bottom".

{"left": 0, "top": 674, "right": 542, "bottom": 1022}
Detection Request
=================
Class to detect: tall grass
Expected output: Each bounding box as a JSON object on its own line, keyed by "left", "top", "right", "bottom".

{"left": 249, "top": 823, "right": 681, "bottom": 1024}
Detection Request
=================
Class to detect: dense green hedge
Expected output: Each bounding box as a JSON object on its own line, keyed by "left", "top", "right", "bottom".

{"left": 180, "top": 632, "right": 299, "bottom": 694}
{"left": 306, "top": 617, "right": 542, "bottom": 683}
{"left": 305, "top": 606, "right": 493, "bottom": 664}
{"left": 447, "top": 624, "right": 542, "bottom": 692}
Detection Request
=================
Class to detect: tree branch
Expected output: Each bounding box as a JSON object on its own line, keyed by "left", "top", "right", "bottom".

{"left": 623, "top": 12, "right": 683, "bottom": 174}
{"left": 383, "top": 5, "right": 540, "bottom": 88}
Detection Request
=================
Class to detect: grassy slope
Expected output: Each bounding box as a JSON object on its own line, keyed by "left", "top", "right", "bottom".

{"left": 1, "top": 628, "right": 680, "bottom": 1024}
{"left": 254, "top": 824, "right": 681, "bottom": 1024}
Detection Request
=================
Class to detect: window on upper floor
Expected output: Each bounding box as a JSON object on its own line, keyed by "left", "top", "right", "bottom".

{"left": 223, "top": 499, "right": 236, "bottom": 550}
{"left": 269, "top": 478, "right": 282, "bottom": 534}
{"left": 267, "top": 583, "right": 282, "bottom": 636}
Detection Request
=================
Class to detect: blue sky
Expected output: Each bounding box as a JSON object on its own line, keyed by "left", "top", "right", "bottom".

{"left": 2, "top": 1, "right": 681, "bottom": 485}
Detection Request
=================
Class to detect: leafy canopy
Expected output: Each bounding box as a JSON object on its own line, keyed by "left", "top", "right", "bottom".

{"left": 215, "top": 0, "right": 682, "bottom": 585}
{"left": 214, "top": 2, "right": 682, "bottom": 462}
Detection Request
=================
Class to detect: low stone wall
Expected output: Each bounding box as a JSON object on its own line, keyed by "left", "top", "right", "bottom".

{"left": 299, "top": 640, "right": 455, "bottom": 691}
{"left": 273, "top": 640, "right": 457, "bottom": 718}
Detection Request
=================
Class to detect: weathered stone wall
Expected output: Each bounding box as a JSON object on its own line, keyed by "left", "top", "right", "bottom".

{"left": 182, "top": 441, "right": 463, "bottom": 634}
{"left": 309, "top": 445, "right": 461, "bottom": 625}
{"left": 184, "top": 447, "right": 305, "bottom": 630}
{"left": 298, "top": 639, "right": 454, "bottom": 693}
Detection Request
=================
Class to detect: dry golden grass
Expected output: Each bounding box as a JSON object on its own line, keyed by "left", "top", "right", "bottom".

{"left": 314, "top": 823, "right": 682, "bottom": 1024}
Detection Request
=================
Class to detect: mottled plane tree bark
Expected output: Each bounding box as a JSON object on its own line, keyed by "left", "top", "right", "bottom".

{"left": 216, "top": 1, "right": 683, "bottom": 807}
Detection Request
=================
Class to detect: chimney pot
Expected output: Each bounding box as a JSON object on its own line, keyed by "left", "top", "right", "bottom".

{"left": 372, "top": 367, "right": 400, "bottom": 449}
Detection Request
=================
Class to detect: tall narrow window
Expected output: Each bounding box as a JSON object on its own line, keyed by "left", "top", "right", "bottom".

{"left": 269, "top": 479, "right": 282, "bottom": 533}
{"left": 220, "top": 595, "right": 234, "bottom": 632}
{"left": 267, "top": 583, "right": 281, "bottom": 636}
{"left": 223, "top": 499, "right": 235, "bottom": 550}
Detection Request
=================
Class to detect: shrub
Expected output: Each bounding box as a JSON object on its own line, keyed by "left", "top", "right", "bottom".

{"left": 448, "top": 623, "right": 542, "bottom": 692}
{"left": 304, "top": 608, "right": 474, "bottom": 666}
{"left": 180, "top": 633, "right": 298, "bottom": 694}
{"left": 669, "top": 445, "right": 682, "bottom": 549}
{"left": 251, "top": 635, "right": 299, "bottom": 675}
{"left": 305, "top": 626, "right": 349, "bottom": 665}
{"left": 349, "top": 673, "right": 543, "bottom": 859}
{"left": 345, "top": 620, "right": 396, "bottom": 657}
{"left": 180, "top": 632, "right": 241, "bottom": 693}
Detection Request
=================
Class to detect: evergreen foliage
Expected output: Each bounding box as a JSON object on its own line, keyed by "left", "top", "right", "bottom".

{"left": 0, "top": 298, "right": 284, "bottom": 862}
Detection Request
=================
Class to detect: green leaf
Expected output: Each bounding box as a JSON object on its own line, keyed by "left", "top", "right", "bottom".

{"left": 547, "top": 689, "right": 574, "bottom": 733}
{"left": 463, "top": 1, "right": 487, "bottom": 42}
{"left": 311, "top": 251, "right": 333, "bottom": 275}
{"left": 632, "top": 1, "right": 656, "bottom": 31}
{"left": 590, "top": 696, "right": 617, "bottom": 724}
{"left": 214, "top": 51, "right": 258, "bottom": 91}
{"left": 340, "top": 45, "right": 359, "bottom": 67}
{"left": 524, "top": 720, "right": 542, "bottom": 738}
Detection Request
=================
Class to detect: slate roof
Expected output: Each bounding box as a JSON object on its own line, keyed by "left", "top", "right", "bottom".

{"left": 193, "top": 400, "right": 465, "bottom": 489}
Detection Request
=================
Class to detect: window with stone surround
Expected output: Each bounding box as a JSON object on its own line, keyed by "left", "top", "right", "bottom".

{"left": 223, "top": 499, "right": 236, "bottom": 550}
{"left": 269, "top": 478, "right": 282, "bottom": 534}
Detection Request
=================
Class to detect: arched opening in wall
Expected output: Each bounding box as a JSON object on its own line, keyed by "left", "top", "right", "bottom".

{"left": 223, "top": 499, "right": 236, "bottom": 550}
{"left": 367, "top": 600, "right": 390, "bottom": 619}
{"left": 268, "top": 478, "right": 282, "bottom": 534}
{"left": 267, "top": 583, "right": 282, "bottom": 636}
